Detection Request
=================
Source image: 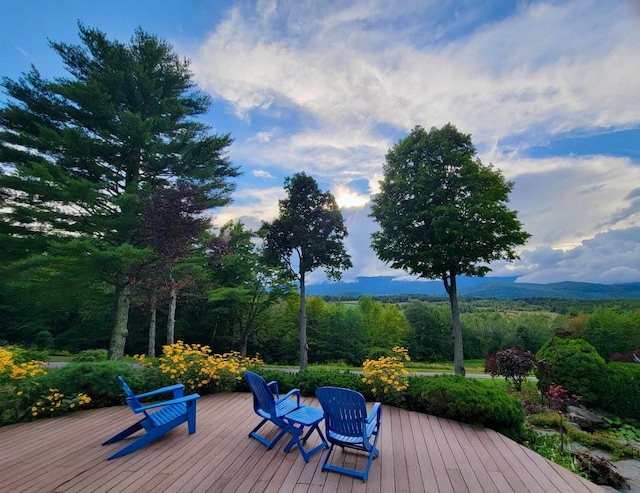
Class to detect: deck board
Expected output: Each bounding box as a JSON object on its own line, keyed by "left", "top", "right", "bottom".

{"left": 0, "top": 392, "right": 606, "bottom": 493}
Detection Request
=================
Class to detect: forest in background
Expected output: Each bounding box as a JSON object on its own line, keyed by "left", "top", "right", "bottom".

{"left": 3, "top": 281, "right": 640, "bottom": 366}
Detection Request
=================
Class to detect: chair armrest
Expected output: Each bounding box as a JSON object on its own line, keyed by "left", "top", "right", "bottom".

{"left": 275, "top": 388, "right": 300, "bottom": 406}
{"left": 367, "top": 402, "right": 382, "bottom": 424}
{"left": 135, "top": 383, "right": 185, "bottom": 400}
{"left": 134, "top": 393, "right": 200, "bottom": 412}
{"left": 267, "top": 380, "right": 280, "bottom": 398}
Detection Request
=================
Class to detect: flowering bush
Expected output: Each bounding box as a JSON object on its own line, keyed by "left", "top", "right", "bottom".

{"left": 29, "top": 389, "right": 92, "bottom": 418}
{"left": 156, "top": 341, "right": 262, "bottom": 393}
{"left": 0, "top": 346, "right": 91, "bottom": 424}
{"left": 362, "top": 346, "right": 410, "bottom": 403}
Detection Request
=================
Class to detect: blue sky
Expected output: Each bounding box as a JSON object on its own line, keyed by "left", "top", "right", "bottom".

{"left": 2, "top": 0, "right": 640, "bottom": 285}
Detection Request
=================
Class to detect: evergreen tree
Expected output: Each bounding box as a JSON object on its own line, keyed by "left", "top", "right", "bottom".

{"left": 0, "top": 25, "right": 239, "bottom": 358}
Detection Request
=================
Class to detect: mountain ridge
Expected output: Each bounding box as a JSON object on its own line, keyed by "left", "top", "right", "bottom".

{"left": 305, "top": 276, "right": 640, "bottom": 299}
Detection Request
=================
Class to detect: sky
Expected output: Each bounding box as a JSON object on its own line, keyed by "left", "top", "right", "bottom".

{"left": 2, "top": 0, "right": 640, "bottom": 285}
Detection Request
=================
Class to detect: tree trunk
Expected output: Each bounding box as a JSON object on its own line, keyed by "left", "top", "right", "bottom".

{"left": 148, "top": 293, "right": 157, "bottom": 358}
{"left": 299, "top": 271, "right": 308, "bottom": 371}
{"left": 167, "top": 278, "right": 176, "bottom": 345}
{"left": 108, "top": 282, "right": 131, "bottom": 360}
{"left": 443, "top": 273, "right": 465, "bottom": 376}
{"left": 240, "top": 327, "right": 249, "bottom": 358}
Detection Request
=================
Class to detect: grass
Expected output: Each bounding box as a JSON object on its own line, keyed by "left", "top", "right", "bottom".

{"left": 265, "top": 358, "right": 488, "bottom": 374}
{"left": 47, "top": 355, "right": 73, "bottom": 362}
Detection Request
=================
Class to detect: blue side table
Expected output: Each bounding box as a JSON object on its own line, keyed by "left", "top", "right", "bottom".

{"left": 283, "top": 405, "right": 328, "bottom": 462}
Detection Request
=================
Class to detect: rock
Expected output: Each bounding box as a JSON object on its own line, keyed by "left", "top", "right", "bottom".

{"left": 566, "top": 405, "right": 604, "bottom": 430}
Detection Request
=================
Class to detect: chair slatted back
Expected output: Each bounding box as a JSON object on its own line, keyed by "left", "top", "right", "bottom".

{"left": 316, "top": 387, "right": 367, "bottom": 438}
{"left": 244, "top": 371, "right": 276, "bottom": 417}
{"left": 118, "top": 375, "right": 143, "bottom": 412}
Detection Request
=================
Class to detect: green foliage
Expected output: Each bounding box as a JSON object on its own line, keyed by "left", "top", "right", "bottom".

{"left": 601, "top": 416, "right": 640, "bottom": 442}
{"left": 529, "top": 411, "right": 640, "bottom": 460}
{"left": 529, "top": 435, "right": 587, "bottom": 478}
{"left": 370, "top": 124, "right": 530, "bottom": 279}
{"left": 535, "top": 337, "right": 605, "bottom": 405}
{"left": 295, "top": 370, "right": 370, "bottom": 397}
{"left": 206, "top": 220, "right": 294, "bottom": 357}
{"left": 35, "top": 361, "right": 138, "bottom": 407}
{"left": 597, "top": 362, "right": 640, "bottom": 419}
{"left": 71, "top": 349, "right": 108, "bottom": 363}
{"left": 261, "top": 172, "right": 352, "bottom": 370}
{"left": 405, "top": 375, "right": 526, "bottom": 439}
{"left": 404, "top": 301, "right": 453, "bottom": 362}
{"left": 261, "top": 172, "right": 352, "bottom": 282}
{"left": 0, "top": 24, "right": 239, "bottom": 360}
{"left": 370, "top": 124, "right": 530, "bottom": 376}
{"left": 584, "top": 308, "right": 640, "bottom": 361}
{"left": 308, "top": 301, "right": 365, "bottom": 366}
{"left": 35, "top": 331, "right": 54, "bottom": 351}
{"left": 358, "top": 296, "right": 410, "bottom": 355}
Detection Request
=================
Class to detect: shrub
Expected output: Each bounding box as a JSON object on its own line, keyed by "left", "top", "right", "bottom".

{"left": 35, "top": 331, "right": 54, "bottom": 351}
{"left": 152, "top": 341, "right": 262, "bottom": 393}
{"left": 36, "top": 361, "right": 138, "bottom": 407}
{"left": 519, "top": 386, "right": 545, "bottom": 414}
{"left": 297, "top": 370, "right": 370, "bottom": 398}
{"left": 362, "top": 346, "right": 410, "bottom": 404}
{"left": 494, "top": 346, "right": 536, "bottom": 391}
{"left": 405, "top": 375, "right": 526, "bottom": 440}
{"left": 0, "top": 347, "right": 93, "bottom": 425}
{"left": 71, "top": 349, "right": 108, "bottom": 363}
{"left": 597, "top": 362, "right": 640, "bottom": 419}
{"left": 484, "top": 354, "right": 498, "bottom": 375}
{"left": 535, "top": 337, "right": 605, "bottom": 405}
{"left": 546, "top": 384, "right": 582, "bottom": 412}
{"left": 28, "top": 389, "right": 91, "bottom": 419}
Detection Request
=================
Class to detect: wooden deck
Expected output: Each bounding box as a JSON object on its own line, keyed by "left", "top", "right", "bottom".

{"left": 0, "top": 393, "right": 605, "bottom": 493}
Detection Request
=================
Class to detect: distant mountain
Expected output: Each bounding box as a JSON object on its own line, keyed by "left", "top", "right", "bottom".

{"left": 305, "top": 276, "right": 640, "bottom": 299}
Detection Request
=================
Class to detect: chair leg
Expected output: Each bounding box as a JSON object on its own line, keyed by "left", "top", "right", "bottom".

{"left": 321, "top": 432, "right": 380, "bottom": 483}
{"left": 187, "top": 401, "right": 197, "bottom": 434}
{"left": 106, "top": 429, "right": 160, "bottom": 460}
{"left": 249, "top": 418, "right": 289, "bottom": 450}
{"left": 102, "top": 420, "right": 144, "bottom": 445}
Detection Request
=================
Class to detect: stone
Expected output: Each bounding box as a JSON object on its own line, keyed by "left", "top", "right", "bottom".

{"left": 566, "top": 405, "right": 604, "bottom": 430}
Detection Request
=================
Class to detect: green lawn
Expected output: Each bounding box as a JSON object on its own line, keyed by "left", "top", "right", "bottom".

{"left": 267, "top": 358, "right": 488, "bottom": 374}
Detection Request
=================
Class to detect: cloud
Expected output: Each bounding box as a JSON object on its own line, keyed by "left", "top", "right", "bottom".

{"left": 251, "top": 169, "right": 275, "bottom": 179}
{"left": 503, "top": 228, "right": 640, "bottom": 284}
{"left": 249, "top": 131, "right": 272, "bottom": 143}
{"left": 212, "top": 185, "right": 284, "bottom": 229}
{"left": 190, "top": 0, "right": 640, "bottom": 285}
{"left": 192, "top": 0, "right": 640, "bottom": 185}
{"left": 491, "top": 153, "right": 640, "bottom": 250}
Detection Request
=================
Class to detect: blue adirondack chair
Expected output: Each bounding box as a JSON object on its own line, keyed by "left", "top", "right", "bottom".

{"left": 244, "top": 370, "right": 301, "bottom": 449}
{"left": 102, "top": 376, "right": 200, "bottom": 460}
{"left": 316, "top": 386, "right": 382, "bottom": 482}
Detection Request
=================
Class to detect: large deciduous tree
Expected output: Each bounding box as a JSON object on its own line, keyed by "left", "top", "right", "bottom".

{"left": 0, "top": 25, "right": 239, "bottom": 359}
{"left": 261, "top": 172, "right": 352, "bottom": 370}
{"left": 370, "top": 124, "right": 529, "bottom": 376}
